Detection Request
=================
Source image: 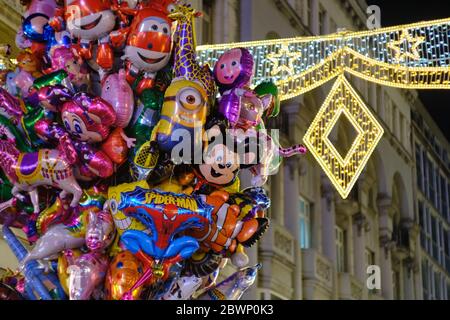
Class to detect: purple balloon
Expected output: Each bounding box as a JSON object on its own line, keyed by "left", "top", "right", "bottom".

{"left": 0, "top": 88, "right": 24, "bottom": 123}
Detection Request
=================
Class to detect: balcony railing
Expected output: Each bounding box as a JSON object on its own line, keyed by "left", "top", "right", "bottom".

{"left": 337, "top": 272, "right": 364, "bottom": 300}
{"left": 259, "top": 222, "right": 295, "bottom": 264}
{"left": 302, "top": 249, "right": 333, "bottom": 290}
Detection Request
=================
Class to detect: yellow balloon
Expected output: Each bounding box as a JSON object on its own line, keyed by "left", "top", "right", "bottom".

{"left": 57, "top": 250, "right": 82, "bottom": 295}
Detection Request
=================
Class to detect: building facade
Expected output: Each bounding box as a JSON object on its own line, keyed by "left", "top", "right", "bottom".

{"left": 412, "top": 100, "right": 450, "bottom": 300}
{"left": 0, "top": 0, "right": 448, "bottom": 300}
{"left": 0, "top": 0, "right": 23, "bottom": 56}
{"left": 191, "top": 0, "right": 450, "bottom": 300}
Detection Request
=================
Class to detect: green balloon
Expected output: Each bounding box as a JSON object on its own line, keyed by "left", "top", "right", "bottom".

{"left": 254, "top": 81, "right": 280, "bottom": 118}
{"left": 0, "top": 114, "right": 34, "bottom": 152}
{"left": 0, "top": 171, "right": 13, "bottom": 202}
{"left": 32, "top": 70, "right": 70, "bottom": 90}
{"left": 21, "top": 107, "right": 46, "bottom": 148}
{"left": 127, "top": 88, "right": 164, "bottom": 149}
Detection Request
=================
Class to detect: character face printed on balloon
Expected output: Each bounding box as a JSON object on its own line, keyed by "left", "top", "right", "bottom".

{"left": 65, "top": 0, "right": 116, "bottom": 41}
{"left": 123, "top": 7, "right": 172, "bottom": 73}
{"left": 215, "top": 49, "right": 242, "bottom": 85}
{"left": 237, "top": 93, "right": 272, "bottom": 130}
{"left": 169, "top": 80, "right": 208, "bottom": 129}
{"left": 61, "top": 93, "right": 116, "bottom": 143}
{"left": 213, "top": 48, "right": 254, "bottom": 92}
{"left": 200, "top": 142, "right": 240, "bottom": 186}
{"left": 197, "top": 121, "right": 258, "bottom": 187}
{"left": 50, "top": 47, "right": 84, "bottom": 82}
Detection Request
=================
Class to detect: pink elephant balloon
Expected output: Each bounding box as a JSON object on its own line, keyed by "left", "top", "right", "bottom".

{"left": 101, "top": 69, "right": 134, "bottom": 128}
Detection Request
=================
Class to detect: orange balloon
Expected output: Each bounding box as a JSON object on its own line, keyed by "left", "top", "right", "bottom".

{"left": 105, "top": 251, "right": 143, "bottom": 300}
{"left": 101, "top": 128, "right": 129, "bottom": 165}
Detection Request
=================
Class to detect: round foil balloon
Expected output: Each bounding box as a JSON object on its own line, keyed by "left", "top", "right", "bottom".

{"left": 105, "top": 251, "right": 144, "bottom": 300}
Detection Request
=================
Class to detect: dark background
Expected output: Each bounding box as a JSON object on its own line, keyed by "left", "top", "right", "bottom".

{"left": 367, "top": 0, "right": 450, "bottom": 140}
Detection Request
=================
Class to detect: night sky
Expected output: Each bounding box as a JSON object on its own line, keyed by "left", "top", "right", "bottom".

{"left": 366, "top": 0, "right": 450, "bottom": 141}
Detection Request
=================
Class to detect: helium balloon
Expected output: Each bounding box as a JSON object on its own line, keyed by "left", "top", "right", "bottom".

{"left": 105, "top": 251, "right": 144, "bottom": 300}
{"left": 101, "top": 69, "right": 135, "bottom": 128}
{"left": 111, "top": 4, "right": 173, "bottom": 93}
{"left": 198, "top": 264, "right": 261, "bottom": 300}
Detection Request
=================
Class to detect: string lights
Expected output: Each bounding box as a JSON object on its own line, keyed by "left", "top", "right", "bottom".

{"left": 303, "top": 75, "right": 384, "bottom": 199}
{"left": 197, "top": 18, "right": 450, "bottom": 198}
{"left": 197, "top": 18, "right": 450, "bottom": 100}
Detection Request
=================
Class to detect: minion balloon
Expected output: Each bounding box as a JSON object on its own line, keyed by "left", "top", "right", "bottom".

{"left": 150, "top": 5, "right": 215, "bottom": 156}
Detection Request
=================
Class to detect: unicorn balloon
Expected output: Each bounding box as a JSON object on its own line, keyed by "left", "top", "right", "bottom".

{"left": 21, "top": 209, "right": 114, "bottom": 266}
{"left": 0, "top": 139, "right": 82, "bottom": 241}
{"left": 0, "top": 140, "right": 82, "bottom": 213}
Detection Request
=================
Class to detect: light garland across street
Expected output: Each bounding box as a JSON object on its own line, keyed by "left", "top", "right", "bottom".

{"left": 196, "top": 18, "right": 450, "bottom": 199}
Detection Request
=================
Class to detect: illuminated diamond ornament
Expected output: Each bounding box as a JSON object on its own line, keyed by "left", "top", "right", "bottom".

{"left": 303, "top": 75, "right": 384, "bottom": 199}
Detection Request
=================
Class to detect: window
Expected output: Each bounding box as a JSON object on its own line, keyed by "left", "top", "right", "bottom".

{"left": 299, "top": 196, "right": 311, "bottom": 249}
{"left": 335, "top": 226, "right": 346, "bottom": 273}
{"left": 201, "top": 0, "right": 214, "bottom": 44}
{"left": 419, "top": 201, "right": 427, "bottom": 249}
{"left": 440, "top": 175, "right": 448, "bottom": 218}
{"left": 448, "top": 182, "right": 450, "bottom": 223}
{"left": 439, "top": 222, "right": 445, "bottom": 265}
{"left": 431, "top": 215, "right": 439, "bottom": 260}
{"left": 434, "top": 271, "right": 441, "bottom": 299}
{"left": 445, "top": 230, "right": 450, "bottom": 274}
{"left": 422, "top": 260, "right": 429, "bottom": 300}
{"left": 423, "top": 151, "right": 429, "bottom": 196}
{"left": 393, "top": 270, "right": 401, "bottom": 300}
{"left": 434, "top": 166, "right": 440, "bottom": 209}
{"left": 428, "top": 159, "right": 435, "bottom": 203}
{"left": 415, "top": 144, "right": 423, "bottom": 191}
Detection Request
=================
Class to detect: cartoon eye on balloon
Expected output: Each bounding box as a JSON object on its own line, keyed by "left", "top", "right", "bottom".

{"left": 167, "top": 4, "right": 177, "bottom": 14}
{"left": 140, "top": 18, "right": 171, "bottom": 35}
{"left": 179, "top": 88, "right": 204, "bottom": 111}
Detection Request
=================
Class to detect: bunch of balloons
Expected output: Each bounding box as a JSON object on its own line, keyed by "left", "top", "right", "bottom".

{"left": 0, "top": 0, "right": 307, "bottom": 300}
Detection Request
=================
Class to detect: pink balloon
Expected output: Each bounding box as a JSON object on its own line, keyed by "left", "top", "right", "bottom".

{"left": 15, "top": 27, "right": 33, "bottom": 49}
{"left": 101, "top": 69, "right": 134, "bottom": 128}
{"left": 14, "top": 70, "right": 35, "bottom": 98}
{"left": 25, "top": 0, "right": 57, "bottom": 19}
{"left": 67, "top": 251, "right": 109, "bottom": 300}
{"left": 67, "top": 210, "right": 114, "bottom": 300}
